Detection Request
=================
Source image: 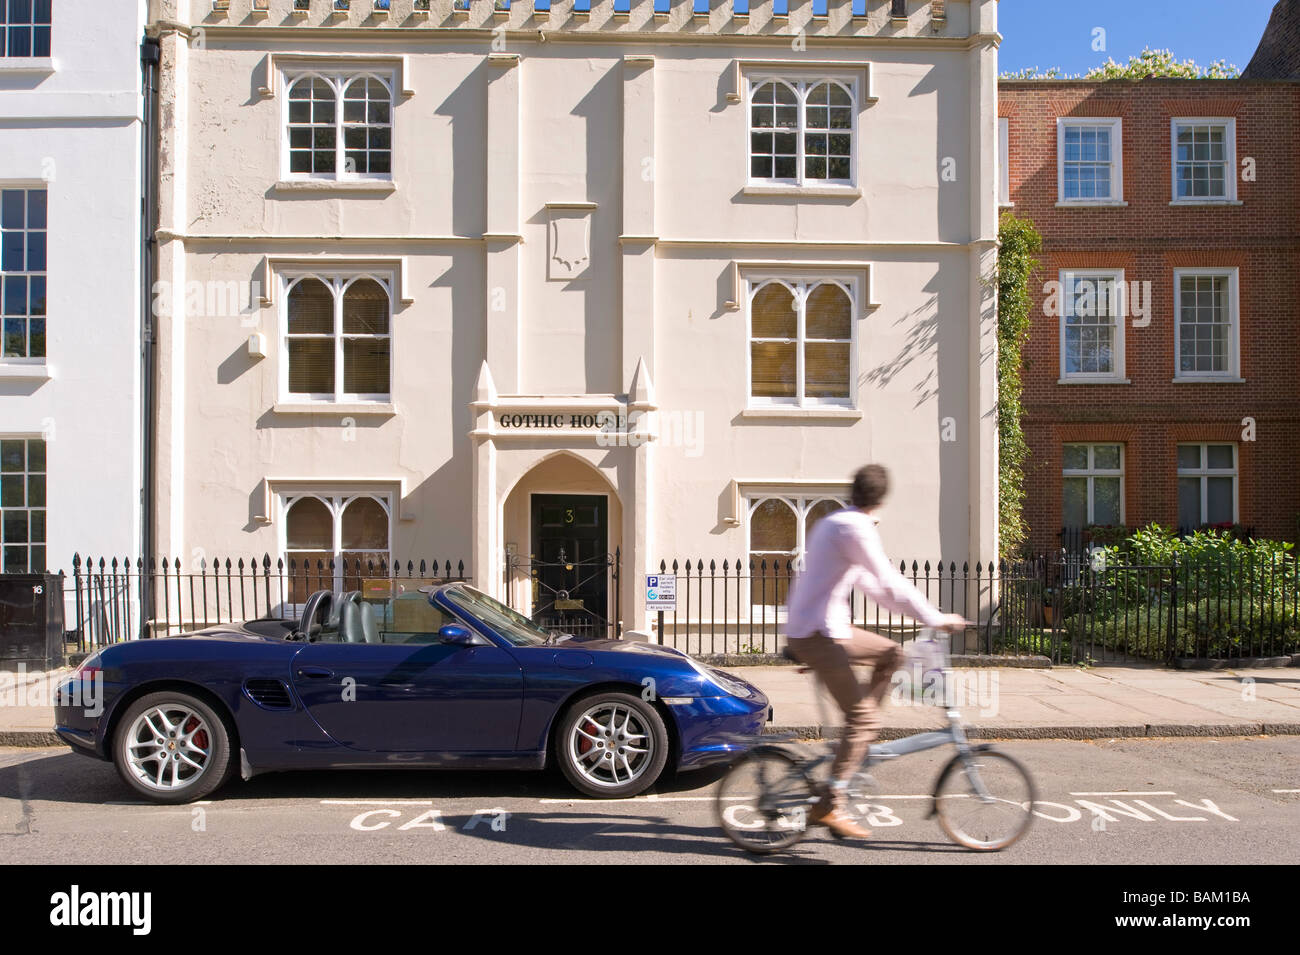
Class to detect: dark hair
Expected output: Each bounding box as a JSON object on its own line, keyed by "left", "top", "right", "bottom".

{"left": 851, "top": 464, "right": 889, "bottom": 510}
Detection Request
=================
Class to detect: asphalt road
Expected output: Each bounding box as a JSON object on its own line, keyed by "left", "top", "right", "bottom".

{"left": 2, "top": 737, "right": 1298, "bottom": 865}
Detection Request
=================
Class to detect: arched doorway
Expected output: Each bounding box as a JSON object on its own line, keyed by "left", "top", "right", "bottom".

{"left": 500, "top": 453, "right": 623, "bottom": 639}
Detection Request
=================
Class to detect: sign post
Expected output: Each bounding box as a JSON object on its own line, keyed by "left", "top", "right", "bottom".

{"left": 646, "top": 574, "right": 676, "bottom": 646}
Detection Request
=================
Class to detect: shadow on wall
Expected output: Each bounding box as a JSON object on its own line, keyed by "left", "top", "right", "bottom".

{"left": 861, "top": 267, "right": 970, "bottom": 561}
{"left": 861, "top": 282, "right": 939, "bottom": 410}
{"left": 437, "top": 59, "right": 488, "bottom": 239}
{"left": 572, "top": 65, "right": 621, "bottom": 395}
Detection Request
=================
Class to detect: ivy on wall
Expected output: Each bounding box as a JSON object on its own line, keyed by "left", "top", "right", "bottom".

{"left": 996, "top": 212, "right": 1042, "bottom": 559}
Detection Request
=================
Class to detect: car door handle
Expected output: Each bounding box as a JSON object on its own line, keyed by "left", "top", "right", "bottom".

{"left": 296, "top": 666, "right": 335, "bottom": 679}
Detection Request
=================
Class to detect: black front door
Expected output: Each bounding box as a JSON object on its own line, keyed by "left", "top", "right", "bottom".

{"left": 529, "top": 494, "right": 609, "bottom": 636}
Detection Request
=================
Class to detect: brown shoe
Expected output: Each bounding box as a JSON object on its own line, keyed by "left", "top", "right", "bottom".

{"left": 809, "top": 803, "right": 872, "bottom": 840}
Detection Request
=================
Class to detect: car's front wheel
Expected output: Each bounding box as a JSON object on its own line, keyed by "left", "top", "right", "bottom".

{"left": 113, "top": 691, "right": 235, "bottom": 803}
{"left": 556, "top": 692, "right": 669, "bottom": 798}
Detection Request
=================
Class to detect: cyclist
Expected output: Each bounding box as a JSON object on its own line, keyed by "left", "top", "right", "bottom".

{"left": 785, "top": 464, "right": 969, "bottom": 839}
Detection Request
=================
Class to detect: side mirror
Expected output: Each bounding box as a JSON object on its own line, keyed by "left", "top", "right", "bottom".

{"left": 438, "top": 624, "right": 476, "bottom": 647}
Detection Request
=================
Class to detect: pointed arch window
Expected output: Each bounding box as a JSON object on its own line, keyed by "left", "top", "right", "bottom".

{"left": 285, "top": 71, "right": 393, "bottom": 179}
{"left": 748, "top": 78, "right": 855, "bottom": 186}
{"left": 283, "top": 491, "right": 393, "bottom": 600}
{"left": 283, "top": 272, "right": 392, "bottom": 402}
{"left": 748, "top": 275, "right": 855, "bottom": 407}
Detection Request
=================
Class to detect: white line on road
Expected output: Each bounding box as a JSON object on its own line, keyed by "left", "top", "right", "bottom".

{"left": 320, "top": 799, "right": 435, "bottom": 806}
{"left": 1272, "top": 789, "right": 1300, "bottom": 793}
{"left": 1069, "top": 791, "right": 1176, "bottom": 796}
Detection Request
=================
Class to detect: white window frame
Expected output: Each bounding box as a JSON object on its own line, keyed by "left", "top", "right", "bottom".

{"left": 745, "top": 272, "right": 859, "bottom": 410}
{"left": 1173, "top": 267, "right": 1240, "bottom": 381}
{"left": 278, "top": 488, "right": 395, "bottom": 596}
{"left": 280, "top": 68, "right": 395, "bottom": 182}
{"left": 1057, "top": 117, "right": 1124, "bottom": 206}
{"left": 0, "top": 434, "right": 47, "bottom": 574}
{"left": 745, "top": 73, "right": 859, "bottom": 189}
{"left": 998, "top": 116, "right": 1011, "bottom": 207}
{"left": 1170, "top": 117, "right": 1237, "bottom": 204}
{"left": 745, "top": 492, "right": 850, "bottom": 576}
{"left": 1061, "top": 443, "right": 1125, "bottom": 528}
{"left": 1058, "top": 268, "right": 1126, "bottom": 382}
{"left": 1176, "top": 443, "right": 1238, "bottom": 527}
{"left": 0, "top": 184, "right": 47, "bottom": 364}
{"left": 278, "top": 269, "right": 394, "bottom": 404}
{"left": 1, "top": 0, "right": 52, "bottom": 59}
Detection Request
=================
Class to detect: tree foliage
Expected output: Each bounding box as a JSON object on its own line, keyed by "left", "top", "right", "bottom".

{"left": 1002, "top": 48, "right": 1240, "bottom": 81}
{"left": 996, "top": 212, "right": 1041, "bottom": 559}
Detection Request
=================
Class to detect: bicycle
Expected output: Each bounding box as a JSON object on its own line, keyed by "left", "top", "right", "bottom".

{"left": 715, "top": 628, "right": 1038, "bottom": 854}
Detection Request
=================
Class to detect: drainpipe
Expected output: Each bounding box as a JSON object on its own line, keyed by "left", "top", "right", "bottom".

{"left": 140, "top": 36, "right": 160, "bottom": 637}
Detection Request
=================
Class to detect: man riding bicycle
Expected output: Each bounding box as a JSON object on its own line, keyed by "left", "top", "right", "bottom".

{"left": 785, "top": 464, "right": 969, "bottom": 839}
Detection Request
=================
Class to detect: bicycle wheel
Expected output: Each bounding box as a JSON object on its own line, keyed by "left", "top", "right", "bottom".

{"left": 932, "top": 746, "right": 1037, "bottom": 851}
{"left": 716, "top": 746, "right": 819, "bottom": 854}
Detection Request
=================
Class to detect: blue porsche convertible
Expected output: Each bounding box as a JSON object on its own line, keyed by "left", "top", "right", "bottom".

{"left": 54, "top": 583, "right": 770, "bottom": 803}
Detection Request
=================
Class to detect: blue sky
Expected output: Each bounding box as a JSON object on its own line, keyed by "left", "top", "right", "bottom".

{"left": 998, "top": 0, "right": 1276, "bottom": 76}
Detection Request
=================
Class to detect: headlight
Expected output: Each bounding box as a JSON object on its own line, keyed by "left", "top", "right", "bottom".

{"left": 74, "top": 650, "right": 103, "bottom": 677}
{"left": 685, "top": 657, "right": 751, "bottom": 698}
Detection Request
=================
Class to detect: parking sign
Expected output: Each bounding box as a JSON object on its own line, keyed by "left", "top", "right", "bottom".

{"left": 646, "top": 574, "right": 676, "bottom": 611}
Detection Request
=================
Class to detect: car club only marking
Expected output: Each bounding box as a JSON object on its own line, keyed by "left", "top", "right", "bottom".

{"left": 325, "top": 790, "right": 1243, "bottom": 832}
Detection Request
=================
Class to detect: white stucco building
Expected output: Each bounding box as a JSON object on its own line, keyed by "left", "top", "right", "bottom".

{"left": 0, "top": 1, "right": 148, "bottom": 581}
{"left": 150, "top": 0, "right": 1000, "bottom": 639}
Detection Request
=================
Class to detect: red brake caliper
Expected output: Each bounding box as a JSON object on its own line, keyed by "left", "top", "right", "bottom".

{"left": 578, "top": 715, "right": 597, "bottom": 758}
{"left": 185, "top": 716, "right": 208, "bottom": 752}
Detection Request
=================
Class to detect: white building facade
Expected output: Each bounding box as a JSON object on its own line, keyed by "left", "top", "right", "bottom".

{"left": 0, "top": 1, "right": 147, "bottom": 581}
{"left": 151, "top": 0, "right": 1000, "bottom": 638}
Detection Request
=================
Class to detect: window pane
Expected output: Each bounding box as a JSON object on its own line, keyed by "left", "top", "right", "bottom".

{"left": 25, "top": 473, "right": 43, "bottom": 507}
{"left": 0, "top": 439, "right": 23, "bottom": 472}
{"left": 288, "top": 339, "right": 335, "bottom": 393}
{"left": 341, "top": 497, "right": 388, "bottom": 550}
{"left": 0, "top": 190, "right": 24, "bottom": 227}
{"left": 1178, "top": 477, "right": 1201, "bottom": 529}
{"left": 287, "top": 279, "right": 333, "bottom": 334}
{"left": 287, "top": 497, "right": 333, "bottom": 550}
{"left": 0, "top": 475, "right": 21, "bottom": 507}
{"left": 2, "top": 510, "right": 27, "bottom": 544}
{"left": 805, "top": 282, "right": 851, "bottom": 339}
{"left": 1093, "top": 478, "right": 1121, "bottom": 525}
{"left": 1206, "top": 477, "right": 1234, "bottom": 524}
{"left": 750, "top": 342, "right": 797, "bottom": 398}
{"left": 1061, "top": 445, "right": 1088, "bottom": 471}
{"left": 1092, "top": 444, "right": 1121, "bottom": 470}
{"left": 342, "top": 338, "right": 390, "bottom": 394}
{"left": 287, "top": 549, "right": 334, "bottom": 604}
{"left": 1206, "top": 444, "right": 1234, "bottom": 470}
{"left": 342, "top": 279, "right": 389, "bottom": 334}
{"left": 750, "top": 282, "right": 796, "bottom": 338}
{"left": 1062, "top": 478, "right": 1087, "bottom": 528}
{"left": 751, "top": 499, "right": 797, "bottom": 552}
{"left": 804, "top": 342, "right": 850, "bottom": 398}
{"left": 1176, "top": 445, "right": 1201, "bottom": 470}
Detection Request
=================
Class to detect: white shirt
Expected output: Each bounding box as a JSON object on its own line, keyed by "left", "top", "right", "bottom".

{"left": 786, "top": 508, "right": 945, "bottom": 641}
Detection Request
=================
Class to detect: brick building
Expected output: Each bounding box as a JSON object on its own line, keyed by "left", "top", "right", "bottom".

{"left": 999, "top": 78, "right": 1300, "bottom": 555}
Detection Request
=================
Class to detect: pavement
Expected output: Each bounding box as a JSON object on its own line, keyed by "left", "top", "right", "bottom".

{"left": 1, "top": 661, "right": 1298, "bottom": 746}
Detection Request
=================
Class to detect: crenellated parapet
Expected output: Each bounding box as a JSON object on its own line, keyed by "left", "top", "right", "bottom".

{"left": 175, "top": 0, "right": 971, "bottom": 39}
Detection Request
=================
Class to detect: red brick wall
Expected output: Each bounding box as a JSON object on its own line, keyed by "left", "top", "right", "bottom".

{"left": 1000, "top": 80, "right": 1300, "bottom": 553}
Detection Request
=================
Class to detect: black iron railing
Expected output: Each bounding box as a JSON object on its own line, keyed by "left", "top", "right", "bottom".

{"left": 65, "top": 554, "right": 467, "bottom": 650}
{"left": 650, "top": 547, "right": 1300, "bottom": 664}
{"left": 649, "top": 557, "right": 1048, "bottom": 659}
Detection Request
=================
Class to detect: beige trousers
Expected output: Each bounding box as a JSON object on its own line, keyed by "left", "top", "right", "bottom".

{"left": 786, "top": 628, "right": 904, "bottom": 808}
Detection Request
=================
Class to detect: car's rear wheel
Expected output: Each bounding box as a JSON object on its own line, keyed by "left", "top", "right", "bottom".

{"left": 556, "top": 692, "right": 669, "bottom": 798}
{"left": 113, "top": 691, "right": 235, "bottom": 804}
